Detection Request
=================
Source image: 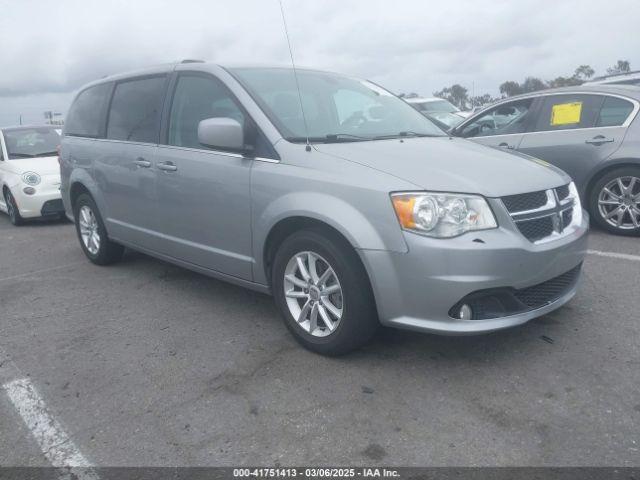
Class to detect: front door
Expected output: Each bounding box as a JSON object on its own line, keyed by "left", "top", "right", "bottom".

{"left": 457, "top": 97, "right": 537, "bottom": 152}
{"left": 154, "top": 73, "right": 253, "bottom": 279}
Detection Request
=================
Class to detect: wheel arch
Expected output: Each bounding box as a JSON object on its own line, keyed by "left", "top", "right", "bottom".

{"left": 261, "top": 216, "right": 374, "bottom": 295}
{"left": 584, "top": 159, "right": 640, "bottom": 201}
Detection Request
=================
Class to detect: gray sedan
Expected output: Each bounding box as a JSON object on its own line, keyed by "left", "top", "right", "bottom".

{"left": 452, "top": 85, "right": 640, "bottom": 235}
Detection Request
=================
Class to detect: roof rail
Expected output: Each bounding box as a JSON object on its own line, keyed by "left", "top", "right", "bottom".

{"left": 180, "top": 59, "right": 205, "bottom": 64}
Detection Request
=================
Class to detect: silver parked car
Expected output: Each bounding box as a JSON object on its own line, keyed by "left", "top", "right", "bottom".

{"left": 452, "top": 85, "right": 640, "bottom": 235}
{"left": 60, "top": 62, "right": 588, "bottom": 355}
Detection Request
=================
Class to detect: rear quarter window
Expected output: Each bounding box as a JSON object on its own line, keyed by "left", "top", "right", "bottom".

{"left": 596, "top": 96, "right": 635, "bottom": 127}
{"left": 64, "top": 83, "right": 112, "bottom": 138}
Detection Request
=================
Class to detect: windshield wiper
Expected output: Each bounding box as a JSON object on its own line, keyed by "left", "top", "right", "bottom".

{"left": 373, "top": 131, "right": 440, "bottom": 140}
{"left": 8, "top": 153, "right": 35, "bottom": 158}
{"left": 324, "top": 133, "right": 371, "bottom": 142}
{"left": 285, "top": 134, "right": 372, "bottom": 144}
{"left": 34, "top": 151, "right": 59, "bottom": 157}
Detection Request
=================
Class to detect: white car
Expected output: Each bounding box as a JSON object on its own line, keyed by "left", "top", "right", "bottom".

{"left": 0, "top": 126, "right": 64, "bottom": 225}
{"left": 404, "top": 97, "right": 470, "bottom": 129}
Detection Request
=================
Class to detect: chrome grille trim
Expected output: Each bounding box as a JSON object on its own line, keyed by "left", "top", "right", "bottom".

{"left": 501, "top": 184, "right": 579, "bottom": 243}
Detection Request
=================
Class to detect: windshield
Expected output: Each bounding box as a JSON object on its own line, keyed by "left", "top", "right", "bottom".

{"left": 414, "top": 100, "right": 459, "bottom": 113}
{"left": 3, "top": 128, "right": 61, "bottom": 159}
{"left": 230, "top": 68, "right": 445, "bottom": 142}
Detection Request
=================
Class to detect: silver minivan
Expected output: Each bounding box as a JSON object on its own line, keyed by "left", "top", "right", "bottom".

{"left": 60, "top": 62, "right": 588, "bottom": 355}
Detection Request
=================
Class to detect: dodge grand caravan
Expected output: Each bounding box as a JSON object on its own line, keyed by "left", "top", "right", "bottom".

{"left": 60, "top": 62, "right": 588, "bottom": 355}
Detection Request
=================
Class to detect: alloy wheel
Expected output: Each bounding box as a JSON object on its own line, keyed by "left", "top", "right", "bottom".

{"left": 283, "top": 251, "right": 343, "bottom": 337}
{"left": 597, "top": 176, "right": 640, "bottom": 230}
{"left": 78, "top": 205, "right": 101, "bottom": 255}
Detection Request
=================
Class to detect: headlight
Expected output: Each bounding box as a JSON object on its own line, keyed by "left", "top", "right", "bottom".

{"left": 22, "top": 172, "right": 41, "bottom": 186}
{"left": 391, "top": 192, "right": 497, "bottom": 238}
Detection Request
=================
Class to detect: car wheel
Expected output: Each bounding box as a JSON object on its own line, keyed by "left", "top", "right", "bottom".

{"left": 271, "top": 229, "right": 378, "bottom": 356}
{"left": 4, "top": 189, "right": 24, "bottom": 226}
{"left": 589, "top": 167, "right": 640, "bottom": 236}
{"left": 74, "top": 193, "right": 124, "bottom": 265}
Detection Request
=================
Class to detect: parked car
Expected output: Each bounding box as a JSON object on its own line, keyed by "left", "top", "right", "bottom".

{"left": 0, "top": 125, "right": 64, "bottom": 225}
{"left": 405, "top": 97, "right": 468, "bottom": 129}
{"left": 60, "top": 62, "right": 588, "bottom": 355}
{"left": 451, "top": 85, "right": 640, "bottom": 235}
{"left": 585, "top": 71, "right": 640, "bottom": 87}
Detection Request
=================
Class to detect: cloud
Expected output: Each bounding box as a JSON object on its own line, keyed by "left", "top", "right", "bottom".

{"left": 0, "top": 0, "right": 638, "bottom": 123}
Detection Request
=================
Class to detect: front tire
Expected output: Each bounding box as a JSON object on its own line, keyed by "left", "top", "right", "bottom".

{"left": 4, "top": 189, "right": 24, "bottom": 226}
{"left": 73, "top": 193, "right": 124, "bottom": 265}
{"left": 271, "top": 229, "right": 378, "bottom": 356}
{"left": 589, "top": 167, "right": 640, "bottom": 236}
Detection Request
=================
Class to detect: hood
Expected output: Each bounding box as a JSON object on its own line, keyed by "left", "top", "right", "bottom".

{"left": 4, "top": 156, "right": 60, "bottom": 176}
{"left": 314, "top": 137, "right": 569, "bottom": 197}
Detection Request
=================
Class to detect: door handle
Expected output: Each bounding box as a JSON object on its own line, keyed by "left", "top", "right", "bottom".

{"left": 133, "top": 158, "right": 151, "bottom": 168}
{"left": 585, "top": 136, "right": 614, "bottom": 145}
{"left": 498, "top": 142, "right": 515, "bottom": 149}
{"left": 157, "top": 161, "right": 178, "bottom": 172}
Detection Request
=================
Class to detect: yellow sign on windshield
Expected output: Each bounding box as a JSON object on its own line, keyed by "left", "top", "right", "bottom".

{"left": 550, "top": 102, "right": 583, "bottom": 126}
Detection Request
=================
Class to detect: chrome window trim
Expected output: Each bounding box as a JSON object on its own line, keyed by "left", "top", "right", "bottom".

{"left": 89, "top": 138, "right": 280, "bottom": 163}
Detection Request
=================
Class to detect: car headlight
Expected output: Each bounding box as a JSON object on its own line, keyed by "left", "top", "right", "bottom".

{"left": 22, "top": 172, "right": 41, "bottom": 186}
{"left": 391, "top": 192, "right": 497, "bottom": 238}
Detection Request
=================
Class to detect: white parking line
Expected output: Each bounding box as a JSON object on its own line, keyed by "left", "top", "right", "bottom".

{"left": 3, "top": 378, "right": 99, "bottom": 480}
{"left": 0, "top": 261, "right": 84, "bottom": 283}
{"left": 587, "top": 249, "right": 640, "bottom": 262}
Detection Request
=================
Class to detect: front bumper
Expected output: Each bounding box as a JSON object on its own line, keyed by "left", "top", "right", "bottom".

{"left": 12, "top": 175, "right": 63, "bottom": 219}
{"left": 359, "top": 210, "right": 589, "bottom": 335}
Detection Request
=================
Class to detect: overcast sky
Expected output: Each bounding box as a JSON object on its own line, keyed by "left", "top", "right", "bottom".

{"left": 0, "top": 0, "right": 638, "bottom": 125}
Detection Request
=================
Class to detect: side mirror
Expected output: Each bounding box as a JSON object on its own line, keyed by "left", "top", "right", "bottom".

{"left": 197, "top": 117, "right": 247, "bottom": 153}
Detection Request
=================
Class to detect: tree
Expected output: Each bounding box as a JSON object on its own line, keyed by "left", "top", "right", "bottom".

{"left": 469, "top": 93, "right": 497, "bottom": 108}
{"left": 433, "top": 84, "right": 469, "bottom": 110}
{"left": 607, "top": 60, "right": 631, "bottom": 75}
{"left": 521, "top": 77, "right": 547, "bottom": 93}
{"left": 548, "top": 76, "right": 582, "bottom": 88}
{"left": 574, "top": 65, "right": 595, "bottom": 81}
{"left": 499, "top": 81, "right": 522, "bottom": 97}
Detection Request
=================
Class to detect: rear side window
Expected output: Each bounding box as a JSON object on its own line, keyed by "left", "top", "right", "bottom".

{"left": 106, "top": 76, "right": 166, "bottom": 143}
{"left": 64, "top": 83, "right": 112, "bottom": 138}
{"left": 532, "top": 94, "right": 602, "bottom": 132}
{"left": 596, "top": 96, "right": 635, "bottom": 127}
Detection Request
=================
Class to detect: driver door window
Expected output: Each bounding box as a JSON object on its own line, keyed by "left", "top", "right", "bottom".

{"left": 461, "top": 99, "right": 535, "bottom": 138}
{"left": 168, "top": 75, "right": 245, "bottom": 150}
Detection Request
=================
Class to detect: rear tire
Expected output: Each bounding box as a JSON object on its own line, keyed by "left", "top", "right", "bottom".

{"left": 271, "top": 229, "right": 378, "bottom": 356}
{"left": 4, "top": 189, "right": 24, "bottom": 226}
{"left": 73, "top": 193, "right": 124, "bottom": 265}
{"left": 589, "top": 167, "right": 640, "bottom": 236}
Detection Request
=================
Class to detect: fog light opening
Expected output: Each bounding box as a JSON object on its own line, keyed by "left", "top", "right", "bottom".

{"left": 459, "top": 304, "right": 473, "bottom": 320}
{"left": 23, "top": 187, "right": 36, "bottom": 195}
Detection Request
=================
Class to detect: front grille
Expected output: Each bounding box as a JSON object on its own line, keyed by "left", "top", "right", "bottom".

{"left": 502, "top": 190, "right": 547, "bottom": 213}
{"left": 556, "top": 184, "right": 570, "bottom": 201}
{"left": 516, "top": 216, "right": 554, "bottom": 242}
{"left": 562, "top": 209, "right": 573, "bottom": 229}
{"left": 501, "top": 185, "right": 576, "bottom": 243}
{"left": 449, "top": 263, "right": 582, "bottom": 320}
